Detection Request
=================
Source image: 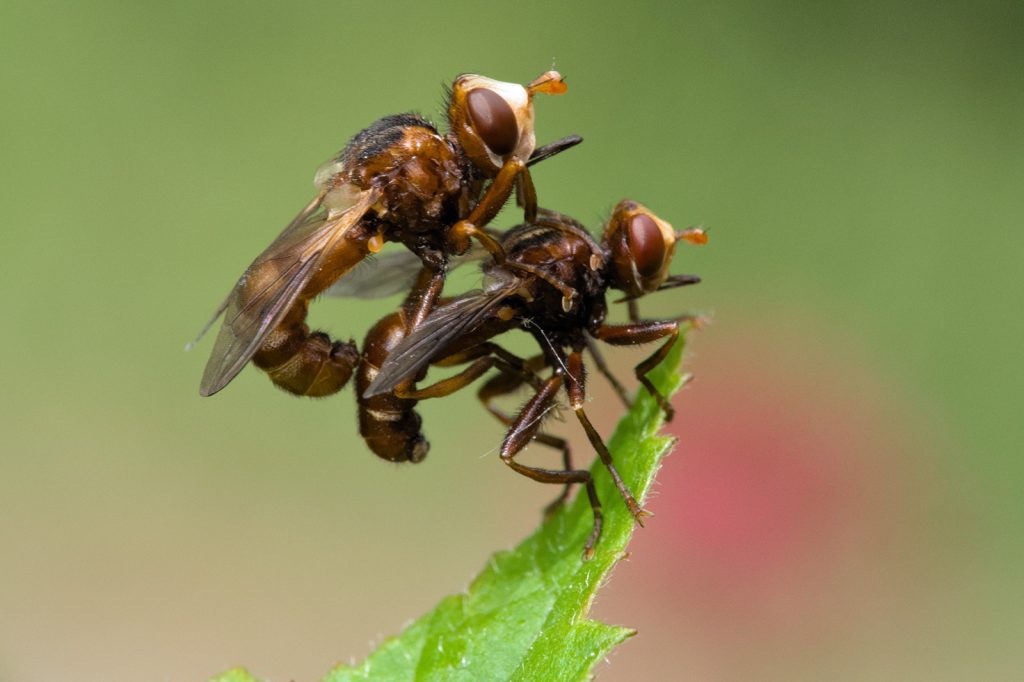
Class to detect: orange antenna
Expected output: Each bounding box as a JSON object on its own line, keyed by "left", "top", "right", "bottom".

{"left": 676, "top": 227, "right": 708, "bottom": 245}
{"left": 526, "top": 70, "right": 567, "bottom": 96}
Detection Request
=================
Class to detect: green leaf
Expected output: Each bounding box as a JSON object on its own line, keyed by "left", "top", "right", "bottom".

{"left": 211, "top": 336, "right": 688, "bottom": 682}
{"left": 209, "top": 669, "right": 260, "bottom": 682}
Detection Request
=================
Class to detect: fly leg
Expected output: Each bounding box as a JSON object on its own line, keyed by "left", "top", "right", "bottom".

{"left": 447, "top": 158, "right": 528, "bottom": 261}
{"left": 584, "top": 335, "right": 632, "bottom": 411}
{"left": 477, "top": 356, "right": 576, "bottom": 518}
{"left": 514, "top": 164, "right": 538, "bottom": 222}
{"left": 395, "top": 343, "right": 542, "bottom": 400}
{"left": 515, "top": 133, "right": 582, "bottom": 212}
{"left": 406, "top": 346, "right": 580, "bottom": 528}
{"left": 449, "top": 126, "right": 578, "bottom": 256}
{"left": 402, "top": 265, "right": 447, "bottom": 331}
{"left": 448, "top": 159, "right": 569, "bottom": 290}
{"left": 562, "top": 350, "right": 649, "bottom": 527}
{"left": 500, "top": 372, "right": 604, "bottom": 559}
{"left": 508, "top": 261, "right": 578, "bottom": 312}
{"left": 591, "top": 317, "right": 698, "bottom": 422}
{"left": 627, "top": 299, "right": 641, "bottom": 323}
{"left": 387, "top": 264, "right": 450, "bottom": 399}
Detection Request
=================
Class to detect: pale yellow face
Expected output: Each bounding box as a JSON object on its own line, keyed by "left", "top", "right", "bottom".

{"left": 451, "top": 74, "right": 537, "bottom": 171}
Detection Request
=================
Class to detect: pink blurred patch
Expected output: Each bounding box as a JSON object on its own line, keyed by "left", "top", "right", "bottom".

{"left": 593, "top": 315, "right": 934, "bottom": 679}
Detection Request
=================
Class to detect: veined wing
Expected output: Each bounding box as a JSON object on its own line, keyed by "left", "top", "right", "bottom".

{"left": 363, "top": 284, "right": 519, "bottom": 398}
{"left": 323, "top": 243, "right": 490, "bottom": 300}
{"left": 318, "top": 136, "right": 579, "bottom": 302}
{"left": 323, "top": 248, "right": 423, "bottom": 299}
{"left": 186, "top": 191, "right": 330, "bottom": 352}
{"left": 198, "top": 185, "right": 379, "bottom": 396}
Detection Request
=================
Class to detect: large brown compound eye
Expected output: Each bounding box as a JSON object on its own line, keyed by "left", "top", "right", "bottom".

{"left": 628, "top": 213, "right": 666, "bottom": 279}
{"left": 466, "top": 88, "right": 518, "bottom": 156}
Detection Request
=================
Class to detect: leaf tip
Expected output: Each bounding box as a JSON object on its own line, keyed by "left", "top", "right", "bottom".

{"left": 209, "top": 667, "right": 260, "bottom": 682}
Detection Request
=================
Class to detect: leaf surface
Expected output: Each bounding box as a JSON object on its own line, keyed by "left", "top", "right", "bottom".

{"left": 212, "top": 337, "right": 689, "bottom": 682}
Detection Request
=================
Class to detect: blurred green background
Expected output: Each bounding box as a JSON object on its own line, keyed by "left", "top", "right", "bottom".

{"left": 2, "top": 0, "right": 1022, "bottom": 679}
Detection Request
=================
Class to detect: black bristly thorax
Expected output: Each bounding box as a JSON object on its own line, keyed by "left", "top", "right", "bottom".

{"left": 498, "top": 223, "right": 609, "bottom": 348}
{"left": 341, "top": 113, "right": 436, "bottom": 164}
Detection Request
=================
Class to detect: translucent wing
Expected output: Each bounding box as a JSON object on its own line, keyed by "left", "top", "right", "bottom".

{"left": 187, "top": 192, "right": 330, "bottom": 351}
{"left": 323, "top": 244, "right": 489, "bottom": 299}
{"left": 363, "top": 284, "right": 520, "bottom": 398}
{"left": 323, "top": 249, "right": 423, "bottom": 299}
{"left": 319, "top": 136, "right": 580, "bottom": 302}
{"left": 198, "top": 185, "right": 380, "bottom": 396}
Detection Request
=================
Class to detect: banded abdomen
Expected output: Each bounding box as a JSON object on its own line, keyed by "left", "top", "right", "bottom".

{"left": 356, "top": 310, "right": 429, "bottom": 463}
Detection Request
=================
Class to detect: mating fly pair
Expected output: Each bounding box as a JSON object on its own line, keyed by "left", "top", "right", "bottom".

{"left": 194, "top": 69, "right": 706, "bottom": 558}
